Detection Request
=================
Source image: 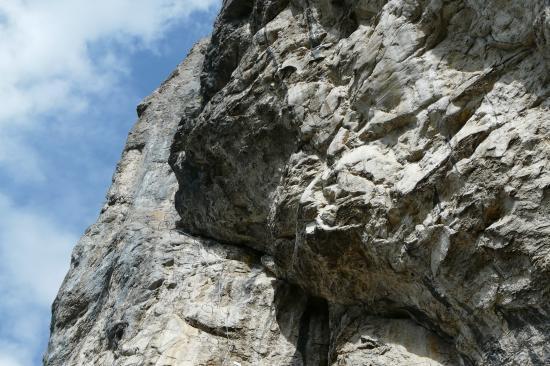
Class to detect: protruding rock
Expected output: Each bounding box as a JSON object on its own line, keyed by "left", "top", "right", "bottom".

{"left": 47, "top": 1, "right": 550, "bottom": 365}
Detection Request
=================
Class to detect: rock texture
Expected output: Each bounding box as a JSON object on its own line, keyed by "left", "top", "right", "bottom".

{"left": 47, "top": 1, "right": 550, "bottom": 365}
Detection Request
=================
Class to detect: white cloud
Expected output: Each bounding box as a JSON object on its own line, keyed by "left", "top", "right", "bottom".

{"left": 0, "top": 132, "right": 45, "bottom": 182}
{"left": 0, "top": 349, "right": 25, "bottom": 366}
{"left": 0, "top": 193, "right": 77, "bottom": 303}
{"left": 0, "top": 0, "right": 219, "bottom": 180}
{"left": 0, "top": 193, "right": 77, "bottom": 366}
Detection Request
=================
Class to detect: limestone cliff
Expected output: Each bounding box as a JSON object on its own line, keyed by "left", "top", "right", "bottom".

{"left": 46, "top": 1, "right": 550, "bottom": 365}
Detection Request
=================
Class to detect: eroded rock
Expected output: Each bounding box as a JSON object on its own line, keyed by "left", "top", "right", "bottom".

{"left": 47, "top": 1, "right": 550, "bottom": 365}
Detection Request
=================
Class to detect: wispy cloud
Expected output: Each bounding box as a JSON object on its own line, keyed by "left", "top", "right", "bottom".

{"left": 0, "top": 193, "right": 77, "bottom": 366}
{"left": 0, "top": 0, "right": 219, "bottom": 180}
{"left": 0, "top": 193, "right": 77, "bottom": 303}
{"left": 0, "top": 347, "right": 28, "bottom": 366}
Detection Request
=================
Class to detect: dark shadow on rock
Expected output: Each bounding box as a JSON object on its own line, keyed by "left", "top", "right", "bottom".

{"left": 273, "top": 282, "right": 331, "bottom": 366}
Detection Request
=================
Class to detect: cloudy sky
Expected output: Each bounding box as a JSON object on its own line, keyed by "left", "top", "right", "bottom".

{"left": 0, "top": 1, "right": 220, "bottom": 364}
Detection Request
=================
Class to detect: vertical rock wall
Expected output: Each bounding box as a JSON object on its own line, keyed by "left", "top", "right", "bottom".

{"left": 47, "top": 1, "right": 550, "bottom": 365}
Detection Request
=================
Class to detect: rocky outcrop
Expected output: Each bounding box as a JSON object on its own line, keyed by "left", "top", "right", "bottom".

{"left": 47, "top": 1, "right": 550, "bottom": 365}
{"left": 45, "top": 40, "right": 309, "bottom": 366}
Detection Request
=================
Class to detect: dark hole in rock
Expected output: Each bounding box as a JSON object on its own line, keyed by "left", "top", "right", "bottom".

{"left": 296, "top": 296, "right": 330, "bottom": 366}
{"left": 136, "top": 101, "right": 150, "bottom": 117}
{"left": 330, "top": 0, "right": 359, "bottom": 38}
{"left": 162, "top": 258, "right": 175, "bottom": 267}
{"left": 221, "top": 0, "right": 254, "bottom": 21}
{"left": 148, "top": 278, "right": 164, "bottom": 290}
{"left": 107, "top": 322, "right": 128, "bottom": 349}
{"left": 341, "top": 10, "right": 359, "bottom": 38}
{"left": 278, "top": 65, "right": 297, "bottom": 79}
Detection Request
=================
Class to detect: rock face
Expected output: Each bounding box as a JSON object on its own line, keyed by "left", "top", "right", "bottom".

{"left": 46, "top": 1, "right": 550, "bottom": 365}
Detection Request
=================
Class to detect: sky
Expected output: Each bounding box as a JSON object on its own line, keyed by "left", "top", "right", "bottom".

{"left": 0, "top": 1, "right": 221, "bottom": 365}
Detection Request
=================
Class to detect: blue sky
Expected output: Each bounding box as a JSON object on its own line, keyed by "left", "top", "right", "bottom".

{"left": 0, "top": 1, "right": 221, "bottom": 365}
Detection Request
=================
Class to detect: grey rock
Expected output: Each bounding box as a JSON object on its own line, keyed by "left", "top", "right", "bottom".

{"left": 45, "top": 40, "right": 306, "bottom": 366}
{"left": 47, "top": 1, "right": 550, "bottom": 365}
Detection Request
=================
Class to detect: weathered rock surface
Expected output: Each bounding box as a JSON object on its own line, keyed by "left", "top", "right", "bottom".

{"left": 47, "top": 0, "right": 550, "bottom": 365}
